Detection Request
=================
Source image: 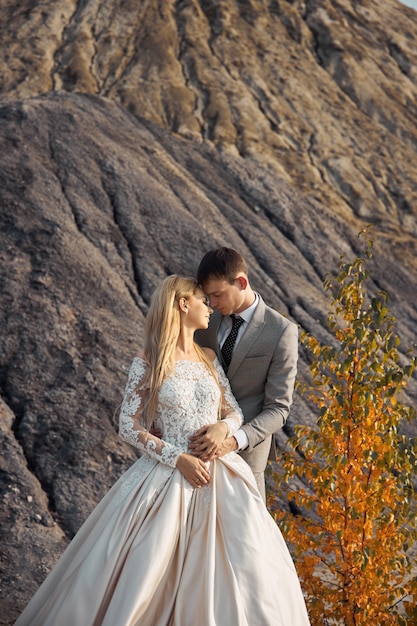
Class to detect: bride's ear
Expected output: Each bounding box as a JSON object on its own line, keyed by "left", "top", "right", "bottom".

{"left": 178, "top": 297, "right": 188, "bottom": 313}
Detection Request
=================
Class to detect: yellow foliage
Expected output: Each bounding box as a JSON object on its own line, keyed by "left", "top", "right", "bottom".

{"left": 271, "top": 243, "right": 417, "bottom": 625}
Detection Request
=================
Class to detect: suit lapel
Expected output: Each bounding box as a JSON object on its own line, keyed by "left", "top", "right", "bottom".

{"left": 227, "top": 297, "right": 266, "bottom": 380}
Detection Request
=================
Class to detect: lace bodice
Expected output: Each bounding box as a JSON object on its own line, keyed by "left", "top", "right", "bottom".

{"left": 119, "top": 357, "right": 243, "bottom": 468}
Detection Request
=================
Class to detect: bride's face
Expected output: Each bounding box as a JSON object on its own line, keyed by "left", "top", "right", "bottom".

{"left": 185, "top": 288, "right": 213, "bottom": 330}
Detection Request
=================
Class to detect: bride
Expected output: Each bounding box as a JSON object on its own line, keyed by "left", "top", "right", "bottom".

{"left": 15, "top": 275, "right": 310, "bottom": 625}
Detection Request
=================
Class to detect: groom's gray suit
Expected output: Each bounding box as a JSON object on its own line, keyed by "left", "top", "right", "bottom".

{"left": 196, "top": 295, "right": 298, "bottom": 498}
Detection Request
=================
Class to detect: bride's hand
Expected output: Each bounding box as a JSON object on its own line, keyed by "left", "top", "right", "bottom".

{"left": 188, "top": 422, "right": 228, "bottom": 460}
{"left": 176, "top": 453, "right": 210, "bottom": 488}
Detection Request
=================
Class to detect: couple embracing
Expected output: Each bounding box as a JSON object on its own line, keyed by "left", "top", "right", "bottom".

{"left": 16, "top": 247, "right": 309, "bottom": 625}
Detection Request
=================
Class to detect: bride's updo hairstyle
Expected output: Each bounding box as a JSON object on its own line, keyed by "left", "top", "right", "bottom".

{"left": 141, "top": 275, "right": 220, "bottom": 428}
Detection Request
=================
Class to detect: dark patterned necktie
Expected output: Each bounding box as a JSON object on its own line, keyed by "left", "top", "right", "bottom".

{"left": 221, "top": 314, "right": 244, "bottom": 369}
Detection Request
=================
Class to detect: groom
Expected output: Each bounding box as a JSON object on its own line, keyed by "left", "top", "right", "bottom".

{"left": 192, "top": 247, "right": 298, "bottom": 501}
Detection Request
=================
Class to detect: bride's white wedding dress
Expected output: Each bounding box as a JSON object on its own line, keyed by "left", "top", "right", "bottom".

{"left": 15, "top": 357, "right": 310, "bottom": 625}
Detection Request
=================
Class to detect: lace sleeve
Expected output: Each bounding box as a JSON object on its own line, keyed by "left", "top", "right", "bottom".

{"left": 118, "top": 357, "right": 183, "bottom": 468}
{"left": 214, "top": 358, "right": 244, "bottom": 436}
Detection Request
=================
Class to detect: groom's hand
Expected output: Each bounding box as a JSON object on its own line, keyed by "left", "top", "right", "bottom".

{"left": 189, "top": 422, "right": 228, "bottom": 460}
{"left": 212, "top": 436, "right": 239, "bottom": 458}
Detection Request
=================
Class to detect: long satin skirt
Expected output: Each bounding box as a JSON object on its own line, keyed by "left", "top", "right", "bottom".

{"left": 15, "top": 452, "right": 310, "bottom": 625}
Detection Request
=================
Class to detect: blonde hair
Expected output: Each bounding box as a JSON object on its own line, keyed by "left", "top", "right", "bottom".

{"left": 141, "top": 275, "right": 220, "bottom": 428}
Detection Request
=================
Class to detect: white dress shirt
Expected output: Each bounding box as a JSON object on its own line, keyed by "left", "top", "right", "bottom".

{"left": 218, "top": 294, "right": 259, "bottom": 451}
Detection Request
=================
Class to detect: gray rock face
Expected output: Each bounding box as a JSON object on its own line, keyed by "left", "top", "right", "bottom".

{"left": 1, "top": 0, "right": 417, "bottom": 244}
{"left": 1, "top": 91, "right": 416, "bottom": 623}
{"left": 0, "top": 0, "right": 417, "bottom": 622}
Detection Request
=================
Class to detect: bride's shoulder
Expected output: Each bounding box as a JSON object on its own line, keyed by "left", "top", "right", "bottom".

{"left": 201, "top": 347, "right": 217, "bottom": 362}
{"left": 130, "top": 349, "right": 146, "bottom": 367}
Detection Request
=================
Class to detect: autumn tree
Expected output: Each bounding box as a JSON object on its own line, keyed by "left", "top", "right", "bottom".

{"left": 273, "top": 240, "right": 417, "bottom": 625}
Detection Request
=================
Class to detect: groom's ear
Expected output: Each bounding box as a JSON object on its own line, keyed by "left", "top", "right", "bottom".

{"left": 235, "top": 275, "right": 248, "bottom": 290}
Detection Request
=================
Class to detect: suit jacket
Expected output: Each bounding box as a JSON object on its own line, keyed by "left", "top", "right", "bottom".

{"left": 196, "top": 296, "right": 298, "bottom": 474}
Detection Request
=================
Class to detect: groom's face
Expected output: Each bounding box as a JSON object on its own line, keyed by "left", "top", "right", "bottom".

{"left": 203, "top": 277, "right": 246, "bottom": 316}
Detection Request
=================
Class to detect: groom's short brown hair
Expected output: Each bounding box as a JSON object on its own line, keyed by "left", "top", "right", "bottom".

{"left": 197, "top": 248, "right": 248, "bottom": 286}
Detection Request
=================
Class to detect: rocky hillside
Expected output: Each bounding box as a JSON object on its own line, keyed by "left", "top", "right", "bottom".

{"left": 1, "top": 1, "right": 417, "bottom": 623}
{"left": 1, "top": 0, "right": 417, "bottom": 244}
